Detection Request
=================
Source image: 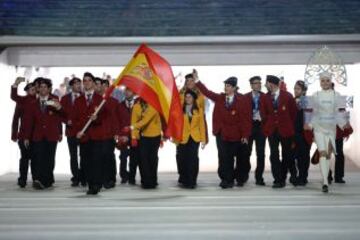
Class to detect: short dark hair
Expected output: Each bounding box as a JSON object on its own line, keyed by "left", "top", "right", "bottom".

{"left": 69, "top": 77, "right": 81, "bottom": 86}
{"left": 102, "top": 79, "right": 110, "bottom": 86}
{"left": 295, "top": 80, "right": 307, "bottom": 92}
{"left": 83, "top": 72, "right": 94, "bottom": 81}
{"left": 94, "top": 77, "right": 103, "bottom": 84}
{"left": 38, "top": 78, "right": 52, "bottom": 88}
{"left": 249, "top": 76, "right": 261, "bottom": 83}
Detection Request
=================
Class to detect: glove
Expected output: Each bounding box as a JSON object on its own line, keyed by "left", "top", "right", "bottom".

{"left": 131, "top": 139, "right": 138, "bottom": 147}
{"left": 122, "top": 126, "right": 131, "bottom": 134}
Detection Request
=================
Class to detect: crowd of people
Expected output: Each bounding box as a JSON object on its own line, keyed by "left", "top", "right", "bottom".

{"left": 10, "top": 69, "right": 353, "bottom": 195}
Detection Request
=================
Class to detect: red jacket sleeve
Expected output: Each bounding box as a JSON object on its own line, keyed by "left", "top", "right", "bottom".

{"left": 23, "top": 103, "right": 35, "bottom": 140}
{"left": 11, "top": 104, "right": 21, "bottom": 141}
{"left": 11, "top": 86, "right": 27, "bottom": 104}
{"left": 195, "top": 81, "right": 221, "bottom": 102}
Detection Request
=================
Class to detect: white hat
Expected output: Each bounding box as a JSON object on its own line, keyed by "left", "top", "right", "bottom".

{"left": 319, "top": 71, "right": 333, "bottom": 80}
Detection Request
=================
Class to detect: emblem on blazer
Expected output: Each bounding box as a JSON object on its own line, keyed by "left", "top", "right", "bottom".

{"left": 231, "top": 110, "right": 236, "bottom": 115}
{"left": 49, "top": 111, "right": 53, "bottom": 115}
{"left": 282, "top": 105, "right": 286, "bottom": 111}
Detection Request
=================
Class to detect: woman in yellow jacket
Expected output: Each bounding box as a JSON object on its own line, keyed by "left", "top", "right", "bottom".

{"left": 177, "top": 90, "right": 206, "bottom": 189}
{"left": 130, "top": 98, "right": 162, "bottom": 189}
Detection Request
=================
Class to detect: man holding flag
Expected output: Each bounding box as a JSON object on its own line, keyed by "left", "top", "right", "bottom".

{"left": 78, "top": 44, "right": 183, "bottom": 190}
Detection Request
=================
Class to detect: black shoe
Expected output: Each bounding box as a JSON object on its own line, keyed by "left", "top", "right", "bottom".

{"left": 289, "top": 176, "right": 298, "bottom": 186}
{"left": 297, "top": 180, "right": 307, "bottom": 186}
{"left": 335, "top": 179, "right": 346, "bottom": 184}
{"left": 236, "top": 181, "right": 244, "bottom": 187}
{"left": 272, "top": 182, "right": 285, "bottom": 188}
{"left": 219, "top": 181, "right": 233, "bottom": 189}
{"left": 322, "top": 185, "right": 329, "bottom": 193}
{"left": 255, "top": 180, "right": 266, "bottom": 186}
{"left": 71, "top": 181, "right": 79, "bottom": 187}
{"left": 86, "top": 187, "right": 100, "bottom": 195}
{"left": 120, "top": 178, "right": 128, "bottom": 184}
{"left": 17, "top": 179, "right": 26, "bottom": 188}
{"left": 103, "top": 181, "right": 115, "bottom": 189}
{"left": 80, "top": 181, "right": 87, "bottom": 187}
{"left": 141, "top": 184, "right": 157, "bottom": 189}
{"left": 328, "top": 175, "right": 333, "bottom": 185}
{"left": 33, "top": 180, "right": 45, "bottom": 190}
{"left": 128, "top": 179, "right": 136, "bottom": 185}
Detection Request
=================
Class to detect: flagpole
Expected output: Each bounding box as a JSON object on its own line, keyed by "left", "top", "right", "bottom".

{"left": 78, "top": 99, "right": 106, "bottom": 136}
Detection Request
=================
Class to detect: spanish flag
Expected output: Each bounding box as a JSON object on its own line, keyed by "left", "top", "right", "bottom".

{"left": 105, "top": 44, "right": 183, "bottom": 141}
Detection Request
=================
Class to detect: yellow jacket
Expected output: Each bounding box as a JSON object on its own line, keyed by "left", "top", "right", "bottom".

{"left": 131, "top": 102, "right": 162, "bottom": 139}
{"left": 179, "top": 108, "right": 206, "bottom": 144}
{"left": 179, "top": 89, "right": 206, "bottom": 111}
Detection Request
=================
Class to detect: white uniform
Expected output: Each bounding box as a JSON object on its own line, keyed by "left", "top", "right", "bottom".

{"left": 307, "top": 89, "right": 347, "bottom": 188}
{"left": 309, "top": 89, "right": 346, "bottom": 154}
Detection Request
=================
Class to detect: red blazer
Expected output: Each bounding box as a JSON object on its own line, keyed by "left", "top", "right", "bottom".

{"left": 117, "top": 101, "right": 132, "bottom": 136}
{"left": 23, "top": 95, "right": 63, "bottom": 142}
{"left": 60, "top": 93, "right": 81, "bottom": 137}
{"left": 103, "top": 97, "right": 120, "bottom": 140}
{"left": 262, "top": 90, "right": 297, "bottom": 138}
{"left": 11, "top": 104, "right": 22, "bottom": 141}
{"left": 196, "top": 81, "right": 252, "bottom": 141}
{"left": 73, "top": 93, "right": 108, "bottom": 142}
{"left": 243, "top": 91, "right": 269, "bottom": 134}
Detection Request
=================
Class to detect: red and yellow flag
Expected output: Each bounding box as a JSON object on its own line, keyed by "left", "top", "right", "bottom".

{"left": 105, "top": 44, "right": 183, "bottom": 141}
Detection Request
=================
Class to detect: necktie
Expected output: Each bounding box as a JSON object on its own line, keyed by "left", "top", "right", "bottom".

{"left": 86, "top": 94, "right": 92, "bottom": 105}
{"left": 253, "top": 94, "right": 259, "bottom": 111}
{"left": 40, "top": 100, "right": 46, "bottom": 113}
{"left": 272, "top": 94, "right": 278, "bottom": 109}
{"left": 226, "top": 97, "right": 230, "bottom": 108}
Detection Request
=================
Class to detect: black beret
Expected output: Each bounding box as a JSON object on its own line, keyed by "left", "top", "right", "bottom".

{"left": 69, "top": 77, "right": 81, "bottom": 86}
{"left": 23, "top": 82, "right": 35, "bottom": 91}
{"left": 184, "top": 89, "right": 198, "bottom": 100}
{"left": 266, "top": 75, "right": 280, "bottom": 85}
{"left": 33, "top": 77, "right": 44, "bottom": 85}
{"left": 224, "top": 77, "right": 238, "bottom": 87}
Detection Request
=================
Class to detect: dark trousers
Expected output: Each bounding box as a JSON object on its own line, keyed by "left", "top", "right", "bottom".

{"left": 235, "top": 142, "right": 250, "bottom": 184}
{"left": 80, "top": 140, "right": 104, "bottom": 190}
{"left": 294, "top": 134, "right": 311, "bottom": 182}
{"left": 103, "top": 139, "right": 117, "bottom": 184}
{"left": 66, "top": 137, "right": 80, "bottom": 183}
{"left": 138, "top": 136, "right": 161, "bottom": 188}
{"left": 218, "top": 137, "right": 248, "bottom": 183}
{"left": 268, "top": 131, "right": 295, "bottom": 184}
{"left": 335, "top": 138, "right": 345, "bottom": 180}
{"left": 119, "top": 146, "right": 138, "bottom": 182}
{"left": 216, "top": 135, "right": 225, "bottom": 180}
{"left": 247, "top": 121, "right": 266, "bottom": 182}
{"left": 17, "top": 140, "right": 33, "bottom": 182}
{"left": 31, "top": 140, "right": 57, "bottom": 187}
{"left": 177, "top": 137, "right": 200, "bottom": 186}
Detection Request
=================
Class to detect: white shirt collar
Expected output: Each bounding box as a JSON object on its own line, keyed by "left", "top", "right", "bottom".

{"left": 39, "top": 95, "right": 49, "bottom": 101}
{"left": 226, "top": 94, "right": 234, "bottom": 102}
{"left": 272, "top": 88, "right": 280, "bottom": 98}
{"left": 85, "top": 90, "right": 94, "bottom": 96}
